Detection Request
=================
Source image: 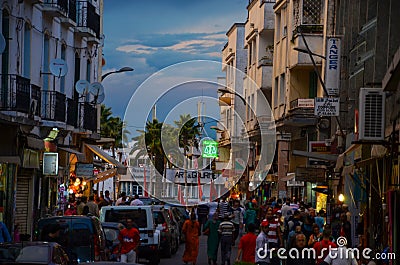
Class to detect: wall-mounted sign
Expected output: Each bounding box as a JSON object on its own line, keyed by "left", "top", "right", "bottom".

{"left": 325, "top": 37, "right": 341, "bottom": 96}
{"left": 202, "top": 140, "right": 218, "bottom": 158}
{"left": 314, "top": 98, "right": 340, "bottom": 116}
{"left": 43, "top": 152, "right": 58, "bottom": 175}
{"left": 308, "top": 141, "right": 331, "bottom": 166}
{"left": 76, "top": 163, "right": 94, "bottom": 177}
{"left": 165, "top": 169, "right": 224, "bottom": 184}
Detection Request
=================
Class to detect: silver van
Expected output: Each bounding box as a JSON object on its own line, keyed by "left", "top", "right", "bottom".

{"left": 99, "top": 205, "right": 160, "bottom": 265}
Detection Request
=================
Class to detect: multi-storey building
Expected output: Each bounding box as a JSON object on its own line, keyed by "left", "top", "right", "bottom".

{"left": 334, "top": 0, "right": 400, "bottom": 251}
{"left": 0, "top": 0, "right": 107, "bottom": 238}
{"left": 272, "top": 0, "right": 331, "bottom": 205}
{"left": 220, "top": 23, "right": 247, "bottom": 198}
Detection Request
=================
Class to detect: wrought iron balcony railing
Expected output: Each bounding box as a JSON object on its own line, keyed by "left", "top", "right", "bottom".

{"left": 41, "top": 90, "right": 66, "bottom": 122}
{"left": 42, "top": 0, "right": 69, "bottom": 15}
{"left": 76, "top": 0, "right": 100, "bottom": 38}
{"left": 66, "top": 97, "right": 78, "bottom": 126}
{"left": 79, "top": 102, "right": 97, "bottom": 131}
{"left": 31, "top": 84, "right": 42, "bottom": 117}
{"left": 0, "top": 74, "right": 31, "bottom": 114}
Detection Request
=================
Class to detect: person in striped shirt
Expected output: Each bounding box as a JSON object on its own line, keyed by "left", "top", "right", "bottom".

{"left": 218, "top": 214, "right": 235, "bottom": 265}
{"left": 265, "top": 208, "right": 283, "bottom": 265}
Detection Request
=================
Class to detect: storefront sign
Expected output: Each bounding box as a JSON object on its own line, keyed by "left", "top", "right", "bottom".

{"left": 43, "top": 152, "right": 58, "bottom": 175}
{"left": 325, "top": 37, "right": 341, "bottom": 96}
{"left": 309, "top": 141, "right": 331, "bottom": 166}
{"left": 202, "top": 140, "right": 218, "bottom": 158}
{"left": 165, "top": 169, "right": 224, "bottom": 184}
{"left": 314, "top": 98, "right": 340, "bottom": 116}
{"left": 76, "top": 163, "right": 94, "bottom": 177}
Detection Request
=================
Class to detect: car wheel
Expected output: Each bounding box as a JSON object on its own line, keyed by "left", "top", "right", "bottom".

{"left": 149, "top": 251, "right": 160, "bottom": 265}
{"left": 172, "top": 238, "right": 179, "bottom": 254}
{"left": 163, "top": 242, "right": 172, "bottom": 258}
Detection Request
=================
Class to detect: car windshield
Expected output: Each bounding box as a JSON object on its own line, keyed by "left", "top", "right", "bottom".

{"left": 0, "top": 245, "right": 21, "bottom": 262}
{"left": 16, "top": 245, "right": 49, "bottom": 263}
{"left": 103, "top": 209, "right": 148, "bottom": 228}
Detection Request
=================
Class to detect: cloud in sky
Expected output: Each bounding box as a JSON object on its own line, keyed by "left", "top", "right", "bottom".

{"left": 102, "top": 0, "right": 248, "bottom": 135}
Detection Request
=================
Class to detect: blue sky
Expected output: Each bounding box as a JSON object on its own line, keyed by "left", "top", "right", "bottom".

{"left": 101, "top": 0, "right": 248, "bottom": 134}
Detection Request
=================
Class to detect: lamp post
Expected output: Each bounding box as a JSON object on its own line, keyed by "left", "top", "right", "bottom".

{"left": 101, "top": 66, "right": 134, "bottom": 81}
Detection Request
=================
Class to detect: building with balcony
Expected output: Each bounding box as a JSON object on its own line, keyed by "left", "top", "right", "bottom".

{"left": 220, "top": 23, "right": 248, "bottom": 198}
{"left": 243, "top": 0, "right": 276, "bottom": 197}
{"left": 0, "top": 0, "right": 105, "bottom": 238}
{"left": 272, "top": 0, "right": 330, "bottom": 204}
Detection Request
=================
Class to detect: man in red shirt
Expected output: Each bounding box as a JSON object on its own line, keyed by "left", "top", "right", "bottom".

{"left": 118, "top": 218, "right": 140, "bottom": 263}
{"left": 313, "top": 229, "right": 337, "bottom": 265}
{"left": 236, "top": 223, "right": 257, "bottom": 263}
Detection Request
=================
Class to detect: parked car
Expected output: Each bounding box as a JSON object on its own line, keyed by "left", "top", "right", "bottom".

{"left": 152, "top": 205, "right": 179, "bottom": 257}
{"left": 0, "top": 241, "right": 71, "bottom": 265}
{"left": 100, "top": 205, "right": 160, "bottom": 265}
{"left": 165, "top": 205, "right": 188, "bottom": 242}
{"left": 101, "top": 222, "right": 125, "bottom": 261}
{"left": 35, "top": 216, "right": 107, "bottom": 263}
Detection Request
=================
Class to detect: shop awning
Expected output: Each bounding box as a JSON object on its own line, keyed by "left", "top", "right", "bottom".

{"left": 292, "top": 150, "right": 338, "bottom": 161}
{"left": 0, "top": 156, "right": 21, "bottom": 165}
{"left": 92, "top": 168, "right": 117, "bottom": 184}
{"left": 334, "top": 144, "right": 362, "bottom": 171}
{"left": 58, "top": 147, "right": 85, "bottom": 162}
{"left": 311, "top": 187, "right": 332, "bottom": 195}
{"left": 85, "top": 144, "right": 127, "bottom": 175}
{"left": 280, "top": 173, "right": 296, "bottom": 182}
{"left": 26, "top": 136, "right": 44, "bottom": 150}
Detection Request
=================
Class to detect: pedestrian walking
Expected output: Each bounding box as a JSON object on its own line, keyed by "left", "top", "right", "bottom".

{"left": 116, "top": 192, "right": 128, "bottom": 206}
{"left": 218, "top": 214, "right": 235, "bottom": 265}
{"left": 118, "top": 218, "right": 140, "bottom": 263}
{"left": 308, "top": 223, "right": 322, "bottom": 247}
{"left": 77, "top": 196, "right": 87, "bottom": 215}
{"left": 86, "top": 194, "right": 99, "bottom": 217}
{"left": 286, "top": 233, "right": 315, "bottom": 265}
{"left": 203, "top": 213, "right": 221, "bottom": 265}
{"left": 182, "top": 212, "right": 200, "bottom": 265}
{"left": 104, "top": 190, "right": 113, "bottom": 205}
{"left": 230, "top": 200, "right": 243, "bottom": 245}
{"left": 130, "top": 194, "right": 144, "bottom": 206}
{"left": 0, "top": 221, "right": 11, "bottom": 243}
{"left": 323, "top": 242, "right": 358, "bottom": 265}
{"left": 197, "top": 202, "right": 210, "bottom": 230}
{"left": 313, "top": 229, "right": 337, "bottom": 265}
{"left": 265, "top": 208, "right": 283, "bottom": 265}
{"left": 244, "top": 202, "right": 258, "bottom": 231}
{"left": 236, "top": 222, "right": 257, "bottom": 264}
{"left": 256, "top": 219, "right": 270, "bottom": 265}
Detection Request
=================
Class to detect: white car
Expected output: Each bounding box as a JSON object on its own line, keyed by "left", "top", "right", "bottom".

{"left": 100, "top": 205, "right": 161, "bottom": 265}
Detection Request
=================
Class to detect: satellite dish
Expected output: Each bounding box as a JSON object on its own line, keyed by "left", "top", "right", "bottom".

{"left": 75, "top": 80, "right": 90, "bottom": 95}
{"left": 0, "top": 33, "right": 5, "bottom": 54}
{"left": 95, "top": 93, "right": 105, "bottom": 104}
{"left": 49, "top": 58, "right": 68, "bottom": 77}
{"left": 89, "top": 82, "right": 104, "bottom": 96}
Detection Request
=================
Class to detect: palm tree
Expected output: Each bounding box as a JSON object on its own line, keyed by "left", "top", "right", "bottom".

{"left": 174, "top": 114, "right": 201, "bottom": 203}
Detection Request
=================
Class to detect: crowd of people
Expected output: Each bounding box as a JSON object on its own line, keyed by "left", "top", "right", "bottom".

{"left": 182, "top": 196, "right": 375, "bottom": 265}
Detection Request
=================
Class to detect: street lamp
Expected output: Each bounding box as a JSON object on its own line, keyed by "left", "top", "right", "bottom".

{"left": 101, "top": 66, "right": 134, "bottom": 81}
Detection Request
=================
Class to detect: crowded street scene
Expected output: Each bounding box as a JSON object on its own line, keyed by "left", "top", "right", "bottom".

{"left": 0, "top": 0, "right": 399, "bottom": 264}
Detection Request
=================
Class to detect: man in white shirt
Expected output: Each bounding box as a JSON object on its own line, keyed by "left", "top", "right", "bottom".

{"left": 130, "top": 194, "right": 144, "bottom": 206}
{"left": 116, "top": 192, "right": 127, "bottom": 206}
{"left": 256, "top": 219, "right": 271, "bottom": 265}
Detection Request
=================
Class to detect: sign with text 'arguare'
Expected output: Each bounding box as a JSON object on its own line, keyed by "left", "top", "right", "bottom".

{"left": 314, "top": 98, "right": 340, "bottom": 116}
{"left": 325, "top": 37, "right": 341, "bottom": 96}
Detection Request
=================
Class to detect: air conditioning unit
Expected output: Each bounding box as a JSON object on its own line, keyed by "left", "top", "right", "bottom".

{"left": 30, "top": 99, "right": 38, "bottom": 116}
{"left": 359, "top": 88, "right": 385, "bottom": 141}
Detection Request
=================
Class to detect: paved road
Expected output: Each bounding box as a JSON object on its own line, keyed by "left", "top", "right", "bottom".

{"left": 160, "top": 234, "right": 240, "bottom": 265}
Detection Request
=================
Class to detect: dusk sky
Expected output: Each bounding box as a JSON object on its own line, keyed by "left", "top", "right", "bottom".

{"left": 101, "top": 0, "right": 248, "bottom": 135}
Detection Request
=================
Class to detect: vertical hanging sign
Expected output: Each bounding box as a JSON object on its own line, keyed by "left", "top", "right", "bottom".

{"left": 325, "top": 37, "right": 341, "bottom": 96}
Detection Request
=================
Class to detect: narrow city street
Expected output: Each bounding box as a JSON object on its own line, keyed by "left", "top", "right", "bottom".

{"left": 160, "top": 235, "right": 238, "bottom": 265}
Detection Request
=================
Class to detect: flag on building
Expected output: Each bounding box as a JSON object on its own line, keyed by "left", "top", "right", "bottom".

{"left": 143, "top": 166, "right": 148, "bottom": 197}
{"left": 178, "top": 185, "right": 185, "bottom": 205}
{"left": 198, "top": 174, "right": 203, "bottom": 201}
{"left": 209, "top": 179, "right": 217, "bottom": 201}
